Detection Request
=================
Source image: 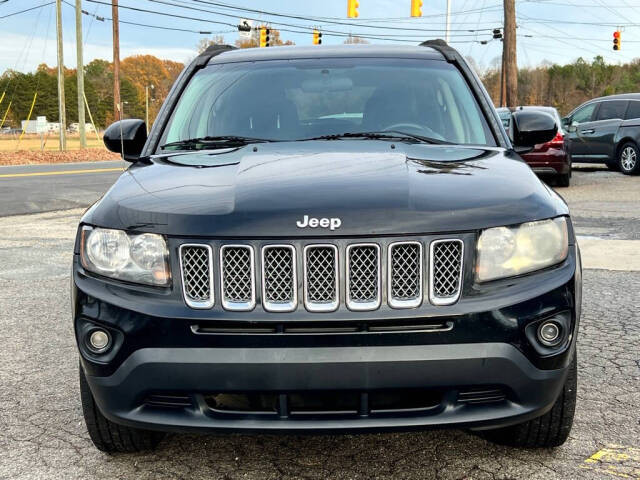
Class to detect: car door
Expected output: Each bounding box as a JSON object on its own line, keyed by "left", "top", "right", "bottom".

{"left": 565, "top": 102, "right": 597, "bottom": 158}
{"left": 587, "top": 100, "right": 628, "bottom": 159}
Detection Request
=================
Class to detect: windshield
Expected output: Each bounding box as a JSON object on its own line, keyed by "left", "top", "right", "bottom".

{"left": 160, "top": 57, "right": 495, "bottom": 150}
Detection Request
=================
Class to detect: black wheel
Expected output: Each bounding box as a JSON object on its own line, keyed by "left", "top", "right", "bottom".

{"left": 556, "top": 172, "right": 570, "bottom": 187}
{"left": 605, "top": 161, "right": 619, "bottom": 171}
{"left": 478, "top": 352, "right": 577, "bottom": 448}
{"left": 618, "top": 142, "right": 640, "bottom": 175}
{"left": 79, "top": 363, "right": 164, "bottom": 453}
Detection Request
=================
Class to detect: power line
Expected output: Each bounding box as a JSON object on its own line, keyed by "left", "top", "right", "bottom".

{"left": 180, "top": 0, "right": 503, "bottom": 25}
{"left": 63, "top": 0, "right": 232, "bottom": 34}
{"left": 146, "top": 0, "right": 498, "bottom": 34}
{"left": 0, "top": 1, "right": 54, "bottom": 20}
{"left": 82, "top": 0, "right": 488, "bottom": 43}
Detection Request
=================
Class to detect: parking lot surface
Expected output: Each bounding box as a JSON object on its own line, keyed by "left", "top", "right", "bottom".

{"left": 0, "top": 168, "right": 639, "bottom": 479}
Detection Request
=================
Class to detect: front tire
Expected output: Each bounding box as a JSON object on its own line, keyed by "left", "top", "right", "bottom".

{"left": 79, "top": 363, "right": 164, "bottom": 453}
{"left": 618, "top": 142, "right": 640, "bottom": 175}
{"left": 556, "top": 172, "right": 570, "bottom": 187}
{"left": 479, "top": 352, "right": 577, "bottom": 448}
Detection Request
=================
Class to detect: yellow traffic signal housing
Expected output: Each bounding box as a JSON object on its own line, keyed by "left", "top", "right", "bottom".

{"left": 411, "top": 0, "right": 423, "bottom": 17}
{"left": 259, "top": 26, "right": 271, "bottom": 47}
{"left": 313, "top": 29, "right": 322, "bottom": 45}
{"left": 613, "top": 30, "right": 621, "bottom": 51}
{"left": 347, "top": 0, "right": 359, "bottom": 18}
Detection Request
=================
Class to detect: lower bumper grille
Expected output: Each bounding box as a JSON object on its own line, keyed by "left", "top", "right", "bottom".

{"left": 204, "top": 389, "right": 443, "bottom": 417}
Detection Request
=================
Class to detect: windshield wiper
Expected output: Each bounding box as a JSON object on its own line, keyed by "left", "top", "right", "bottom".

{"left": 160, "top": 135, "right": 274, "bottom": 151}
{"left": 302, "top": 131, "right": 450, "bottom": 145}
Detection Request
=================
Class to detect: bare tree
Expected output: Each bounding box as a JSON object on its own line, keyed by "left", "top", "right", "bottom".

{"left": 344, "top": 35, "right": 369, "bottom": 44}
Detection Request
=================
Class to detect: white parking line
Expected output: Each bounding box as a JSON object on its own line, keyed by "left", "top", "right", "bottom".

{"left": 578, "top": 237, "right": 640, "bottom": 272}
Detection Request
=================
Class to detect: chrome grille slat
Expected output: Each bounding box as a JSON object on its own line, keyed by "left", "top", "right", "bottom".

{"left": 179, "top": 244, "right": 214, "bottom": 309}
{"left": 262, "top": 245, "right": 297, "bottom": 312}
{"left": 388, "top": 242, "right": 423, "bottom": 309}
{"left": 179, "top": 237, "right": 465, "bottom": 311}
{"left": 220, "top": 245, "right": 255, "bottom": 311}
{"left": 429, "top": 239, "right": 464, "bottom": 306}
{"left": 346, "top": 244, "right": 381, "bottom": 311}
{"left": 304, "top": 245, "right": 339, "bottom": 312}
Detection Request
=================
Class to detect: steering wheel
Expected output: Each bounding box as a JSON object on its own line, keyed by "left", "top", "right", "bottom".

{"left": 382, "top": 123, "right": 442, "bottom": 139}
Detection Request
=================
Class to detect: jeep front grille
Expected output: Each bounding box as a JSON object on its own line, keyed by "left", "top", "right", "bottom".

{"left": 388, "top": 242, "right": 423, "bottom": 308}
{"left": 220, "top": 245, "right": 255, "bottom": 311}
{"left": 346, "top": 244, "right": 381, "bottom": 311}
{"left": 304, "top": 245, "right": 339, "bottom": 312}
{"left": 429, "top": 239, "right": 464, "bottom": 305}
{"left": 179, "top": 237, "right": 465, "bottom": 311}
{"left": 179, "top": 244, "right": 214, "bottom": 309}
{"left": 261, "top": 245, "right": 297, "bottom": 312}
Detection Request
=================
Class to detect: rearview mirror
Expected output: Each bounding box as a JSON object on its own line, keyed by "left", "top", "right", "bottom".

{"left": 103, "top": 119, "right": 147, "bottom": 162}
{"left": 511, "top": 110, "right": 557, "bottom": 148}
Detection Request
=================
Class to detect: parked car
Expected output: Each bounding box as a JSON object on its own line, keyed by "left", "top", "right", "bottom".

{"left": 73, "top": 41, "right": 580, "bottom": 452}
{"left": 562, "top": 93, "right": 640, "bottom": 175}
{"left": 497, "top": 106, "right": 570, "bottom": 186}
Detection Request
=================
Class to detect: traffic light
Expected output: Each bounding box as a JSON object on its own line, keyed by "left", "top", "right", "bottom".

{"left": 411, "top": 0, "right": 422, "bottom": 17}
{"left": 313, "top": 29, "right": 322, "bottom": 45}
{"left": 613, "top": 30, "right": 621, "bottom": 51}
{"left": 259, "top": 26, "right": 270, "bottom": 48}
{"left": 347, "top": 0, "right": 359, "bottom": 18}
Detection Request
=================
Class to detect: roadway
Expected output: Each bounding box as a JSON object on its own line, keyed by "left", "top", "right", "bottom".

{"left": 0, "top": 160, "right": 127, "bottom": 217}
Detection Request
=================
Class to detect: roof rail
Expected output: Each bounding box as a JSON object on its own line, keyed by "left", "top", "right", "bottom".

{"left": 419, "top": 39, "right": 456, "bottom": 62}
{"left": 194, "top": 44, "right": 236, "bottom": 67}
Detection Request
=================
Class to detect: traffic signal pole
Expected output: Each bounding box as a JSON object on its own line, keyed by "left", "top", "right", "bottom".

{"left": 56, "top": 0, "right": 67, "bottom": 151}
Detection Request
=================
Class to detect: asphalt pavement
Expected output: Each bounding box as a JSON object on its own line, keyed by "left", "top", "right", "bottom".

{"left": 0, "top": 160, "right": 127, "bottom": 217}
{"left": 0, "top": 165, "right": 639, "bottom": 479}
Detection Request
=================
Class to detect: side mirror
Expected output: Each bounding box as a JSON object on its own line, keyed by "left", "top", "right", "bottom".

{"left": 511, "top": 110, "right": 557, "bottom": 148}
{"left": 103, "top": 119, "right": 147, "bottom": 162}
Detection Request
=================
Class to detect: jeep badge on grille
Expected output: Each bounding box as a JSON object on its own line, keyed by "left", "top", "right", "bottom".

{"left": 296, "top": 215, "right": 341, "bottom": 231}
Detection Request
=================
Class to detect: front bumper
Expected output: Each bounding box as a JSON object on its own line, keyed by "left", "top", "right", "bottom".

{"left": 83, "top": 342, "right": 572, "bottom": 433}
{"left": 74, "top": 244, "right": 581, "bottom": 434}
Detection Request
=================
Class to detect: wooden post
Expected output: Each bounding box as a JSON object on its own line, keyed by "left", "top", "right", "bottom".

{"left": 503, "top": 0, "right": 518, "bottom": 107}
{"left": 112, "top": 0, "right": 121, "bottom": 123}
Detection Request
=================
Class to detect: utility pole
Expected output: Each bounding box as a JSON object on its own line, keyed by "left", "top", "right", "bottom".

{"left": 76, "top": 0, "right": 86, "bottom": 148}
{"left": 503, "top": 0, "right": 517, "bottom": 107}
{"left": 145, "top": 84, "right": 153, "bottom": 133}
{"left": 112, "top": 0, "right": 121, "bottom": 123}
{"left": 56, "top": 0, "right": 66, "bottom": 151}
{"left": 445, "top": 0, "right": 451, "bottom": 43}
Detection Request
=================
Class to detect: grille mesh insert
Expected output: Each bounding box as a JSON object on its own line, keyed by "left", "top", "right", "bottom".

{"left": 348, "top": 245, "right": 379, "bottom": 304}
{"left": 221, "top": 247, "right": 253, "bottom": 303}
{"left": 305, "top": 246, "right": 337, "bottom": 304}
{"left": 390, "top": 243, "right": 421, "bottom": 301}
{"left": 263, "top": 247, "right": 295, "bottom": 304}
{"left": 180, "top": 246, "right": 212, "bottom": 305}
{"left": 431, "top": 240, "right": 463, "bottom": 300}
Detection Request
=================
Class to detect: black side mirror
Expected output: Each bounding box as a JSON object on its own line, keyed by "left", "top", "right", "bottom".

{"left": 511, "top": 110, "right": 557, "bottom": 148}
{"left": 103, "top": 119, "right": 147, "bottom": 162}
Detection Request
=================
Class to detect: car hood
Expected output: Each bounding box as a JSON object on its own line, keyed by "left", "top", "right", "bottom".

{"left": 83, "top": 141, "right": 568, "bottom": 237}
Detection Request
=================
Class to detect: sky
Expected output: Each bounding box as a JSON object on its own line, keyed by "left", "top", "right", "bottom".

{"left": 1, "top": 0, "right": 640, "bottom": 75}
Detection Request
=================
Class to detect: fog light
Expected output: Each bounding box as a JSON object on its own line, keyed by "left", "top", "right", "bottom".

{"left": 88, "top": 329, "right": 111, "bottom": 352}
{"left": 538, "top": 321, "right": 561, "bottom": 346}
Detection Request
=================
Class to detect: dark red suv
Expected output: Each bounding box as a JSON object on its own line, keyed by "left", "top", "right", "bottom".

{"left": 498, "top": 106, "right": 571, "bottom": 186}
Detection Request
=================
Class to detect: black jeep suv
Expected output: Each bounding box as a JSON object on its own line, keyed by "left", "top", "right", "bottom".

{"left": 73, "top": 41, "right": 581, "bottom": 452}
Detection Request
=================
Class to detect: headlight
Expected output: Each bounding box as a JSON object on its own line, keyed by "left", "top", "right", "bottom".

{"left": 81, "top": 227, "right": 170, "bottom": 286}
{"left": 476, "top": 217, "right": 568, "bottom": 282}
